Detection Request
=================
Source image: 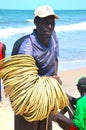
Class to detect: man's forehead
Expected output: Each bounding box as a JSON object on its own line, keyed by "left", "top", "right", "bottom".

{"left": 40, "top": 15, "right": 55, "bottom": 21}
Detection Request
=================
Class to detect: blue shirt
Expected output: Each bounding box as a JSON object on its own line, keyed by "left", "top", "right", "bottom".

{"left": 18, "top": 29, "right": 59, "bottom": 76}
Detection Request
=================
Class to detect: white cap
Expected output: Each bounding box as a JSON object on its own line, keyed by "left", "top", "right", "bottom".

{"left": 34, "top": 5, "right": 59, "bottom": 19}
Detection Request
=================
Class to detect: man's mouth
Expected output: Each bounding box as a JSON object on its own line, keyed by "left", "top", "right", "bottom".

{"left": 45, "top": 31, "right": 51, "bottom": 35}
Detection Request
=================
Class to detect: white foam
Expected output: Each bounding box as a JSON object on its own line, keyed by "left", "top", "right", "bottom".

{"left": 0, "top": 26, "right": 34, "bottom": 38}
{"left": 55, "top": 22, "right": 86, "bottom": 32}
{"left": 26, "top": 19, "right": 33, "bottom": 23}
{"left": 0, "top": 22, "right": 86, "bottom": 38}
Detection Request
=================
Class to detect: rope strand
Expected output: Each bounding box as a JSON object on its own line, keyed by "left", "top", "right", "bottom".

{"left": 0, "top": 54, "right": 69, "bottom": 122}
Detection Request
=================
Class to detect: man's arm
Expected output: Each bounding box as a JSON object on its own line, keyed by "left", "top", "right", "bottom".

{"left": 2, "top": 44, "right": 6, "bottom": 58}
{"left": 51, "top": 112, "right": 75, "bottom": 130}
{"left": 52, "top": 60, "right": 62, "bottom": 85}
{"left": 54, "top": 59, "right": 58, "bottom": 75}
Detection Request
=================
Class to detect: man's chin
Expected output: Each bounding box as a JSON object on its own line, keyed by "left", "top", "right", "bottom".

{"left": 44, "top": 34, "right": 51, "bottom": 39}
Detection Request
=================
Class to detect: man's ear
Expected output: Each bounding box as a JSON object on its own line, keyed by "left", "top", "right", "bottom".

{"left": 34, "top": 19, "right": 36, "bottom": 25}
{"left": 34, "top": 18, "right": 38, "bottom": 26}
{"left": 34, "top": 17, "right": 40, "bottom": 26}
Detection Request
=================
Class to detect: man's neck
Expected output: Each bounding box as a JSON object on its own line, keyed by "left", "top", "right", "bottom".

{"left": 36, "top": 32, "right": 50, "bottom": 47}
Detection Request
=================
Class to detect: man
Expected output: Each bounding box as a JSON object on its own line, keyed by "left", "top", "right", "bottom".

{"left": 12, "top": 5, "right": 63, "bottom": 130}
{"left": 0, "top": 42, "right": 6, "bottom": 102}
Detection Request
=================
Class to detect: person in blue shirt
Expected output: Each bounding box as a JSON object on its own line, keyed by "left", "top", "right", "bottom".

{"left": 11, "top": 5, "right": 68, "bottom": 130}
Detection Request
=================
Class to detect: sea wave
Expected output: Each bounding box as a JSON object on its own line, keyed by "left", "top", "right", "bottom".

{"left": 59, "top": 59, "right": 86, "bottom": 71}
{"left": 26, "top": 19, "right": 33, "bottom": 23}
{"left": 0, "top": 22, "right": 86, "bottom": 38}
{"left": 55, "top": 22, "right": 86, "bottom": 32}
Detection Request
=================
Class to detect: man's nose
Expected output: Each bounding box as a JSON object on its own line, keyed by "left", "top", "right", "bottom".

{"left": 48, "top": 24, "right": 52, "bottom": 29}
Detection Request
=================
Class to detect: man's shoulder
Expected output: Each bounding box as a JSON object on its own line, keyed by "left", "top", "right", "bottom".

{"left": 15, "top": 34, "right": 30, "bottom": 44}
{"left": 11, "top": 31, "right": 35, "bottom": 55}
{"left": 14, "top": 30, "right": 35, "bottom": 46}
{"left": 11, "top": 34, "right": 30, "bottom": 55}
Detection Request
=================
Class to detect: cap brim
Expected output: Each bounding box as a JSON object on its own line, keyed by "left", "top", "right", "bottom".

{"left": 54, "top": 14, "right": 59, "bottom": 19}
{"left": 34, "top": 14, "right": 59, "bottom": 20}
{"left": 34, "top": 14, "right": 59, "bottom": 19}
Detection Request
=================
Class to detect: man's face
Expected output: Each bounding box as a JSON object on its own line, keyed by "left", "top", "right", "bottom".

{"left": 35, "top": 16, "right": 55, "bottom": 39}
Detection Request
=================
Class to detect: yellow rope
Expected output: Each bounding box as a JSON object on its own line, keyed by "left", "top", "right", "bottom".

{"left": 0, "top": 54, "right": 69, "bottom": 122}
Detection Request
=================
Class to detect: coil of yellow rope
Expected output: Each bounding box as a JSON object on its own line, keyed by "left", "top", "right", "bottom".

{"left": 0, "top": 54, "right": 69, "bottom": 122}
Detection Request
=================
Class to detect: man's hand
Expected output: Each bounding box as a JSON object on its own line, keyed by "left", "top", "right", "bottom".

{"left": 51, "top": 75, "right": 62, "bottom": 85}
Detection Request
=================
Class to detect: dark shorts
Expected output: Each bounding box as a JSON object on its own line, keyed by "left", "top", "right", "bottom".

{"left": 15, "top": 115, "right": 52, "bottom": 130}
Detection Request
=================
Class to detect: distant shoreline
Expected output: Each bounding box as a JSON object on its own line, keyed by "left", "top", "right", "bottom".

{"left": 59, "top": 60, "right": 86, "bottom": 72}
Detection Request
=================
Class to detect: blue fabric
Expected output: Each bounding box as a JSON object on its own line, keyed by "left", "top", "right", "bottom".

{"left": 18, "top": 29, "right": 59, "bottom": 76}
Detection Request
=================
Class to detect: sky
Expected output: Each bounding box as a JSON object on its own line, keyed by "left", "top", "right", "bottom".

{"left": 0, "top": 0, "right": 86, "bottom": 10}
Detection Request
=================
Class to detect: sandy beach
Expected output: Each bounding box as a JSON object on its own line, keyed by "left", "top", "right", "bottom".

{"left": 0, "top": 67, "right": 86, "bottom": 130}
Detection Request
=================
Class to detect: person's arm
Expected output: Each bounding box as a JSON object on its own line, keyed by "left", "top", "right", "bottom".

{"left": 52, "top": 59, "right": 62, "bottom": 85}
{"left": 51, "top": 112, "right": 75, "bottom": 130}
{"left": 67, "top": 94, "right": 76, "bottom": 111}
{"left": 51, "top": 31, "right": 62, "bottom": 85}
{"left": 67, "top": 94, "right": 77, "bottom": 105}
{"left": 50, "top": 94, "right": 77, "bottom": 129}
{"left": 54, "top": 59, "right": 58, "bottom": 75}
{"left": 2, "top": 44, "right": 6, "bottom": 58}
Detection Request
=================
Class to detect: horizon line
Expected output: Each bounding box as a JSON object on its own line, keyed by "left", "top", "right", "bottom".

{"left": 0, "top": 8, "right": 86, "bottom": 11}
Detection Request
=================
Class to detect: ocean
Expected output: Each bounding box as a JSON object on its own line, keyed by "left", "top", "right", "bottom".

{"left": 0, "top": 9, "right": 86, "bottom": 71}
